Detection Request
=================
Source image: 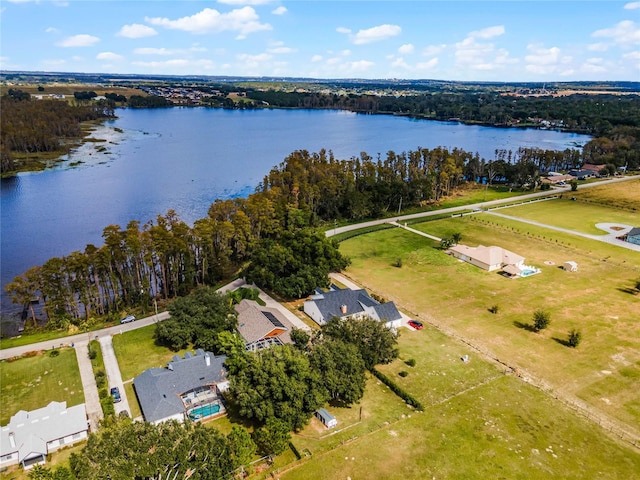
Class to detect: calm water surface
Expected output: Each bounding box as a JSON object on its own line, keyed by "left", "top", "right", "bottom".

{"left": 0, "top": 108, "right": 591, "bottom": 314}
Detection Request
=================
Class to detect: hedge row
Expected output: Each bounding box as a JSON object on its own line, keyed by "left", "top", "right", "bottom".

{"left": 370, "top": 368, "right": 424, "bottom": 411}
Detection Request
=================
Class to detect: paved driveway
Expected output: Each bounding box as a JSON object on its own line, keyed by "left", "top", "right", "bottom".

{"left": 98, "top": 335, "right": 131, "bottom": 417}
{"left": 74, "top": 341, "right": 104, "bottom": 431}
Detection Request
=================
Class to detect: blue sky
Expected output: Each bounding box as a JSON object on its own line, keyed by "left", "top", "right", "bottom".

{"left": 1, "top": 1, "right": 639, "bottom": 81}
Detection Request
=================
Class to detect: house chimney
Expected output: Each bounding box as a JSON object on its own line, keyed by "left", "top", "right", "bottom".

{"left": 340, "top": 305, "right": 347, "bottom": 314}
{"left": 205, "top": 354, "right": 211, "bottom": 367}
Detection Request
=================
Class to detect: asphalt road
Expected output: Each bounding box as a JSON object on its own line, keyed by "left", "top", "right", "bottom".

{"left": 326, "top": 175, "right": 640, "bottom": 238}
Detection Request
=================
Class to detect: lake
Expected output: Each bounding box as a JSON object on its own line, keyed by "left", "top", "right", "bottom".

{"left": 0, "top": 107, "right": 591, "bottom": 315}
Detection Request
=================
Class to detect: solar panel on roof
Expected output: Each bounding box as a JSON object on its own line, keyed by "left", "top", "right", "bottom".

{"left": 262, "top": 311, "right": 285, "bottom": 329}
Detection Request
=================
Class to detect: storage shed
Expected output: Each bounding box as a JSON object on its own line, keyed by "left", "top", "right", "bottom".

{"left": 315, "top": 408, "right": 338, "bottom": 429}
{"left": 563, "top": 261, "right": 578, "bottom": 272}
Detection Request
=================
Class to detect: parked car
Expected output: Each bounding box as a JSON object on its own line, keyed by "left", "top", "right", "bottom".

{"left": 120, "top": 315, "right": 136, "bottom": 324}
{"left": 408, "top": 320, "right": 423, "bottom": 330}
{"left": 110, "top": 387, "right": 121, "bottom": 403}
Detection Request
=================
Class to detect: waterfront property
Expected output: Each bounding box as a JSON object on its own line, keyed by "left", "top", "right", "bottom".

{"left": 0, "top": 401, "right": 88, "bottom": 470}
{"left": 133, "top": 350, "right": 228, "bottom": 424}
{"left": 304, "top": 286, "right": 402, "bottom": 329}
{"left": 235, "top": 299, "right": 294, "bottom": 351}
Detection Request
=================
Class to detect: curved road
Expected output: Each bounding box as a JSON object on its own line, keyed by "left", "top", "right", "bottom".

{"left": 326, "top": 175, "right": 640, "bottom": 237}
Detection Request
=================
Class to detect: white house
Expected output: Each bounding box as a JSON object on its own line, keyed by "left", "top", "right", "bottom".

{"left": 448, "top": 244, "right": 525, "bottom": 272}
{"left": 0, "top": 402, "right": 88, "bottom": 470}
{"left": 315, "top": 408, "right": 338, "bottom": 429}
{"left": 563, "top": 261, "right": 578, "bottom": 272}
{"left": 303, "top": 286, "right": 402, "bottom": 329}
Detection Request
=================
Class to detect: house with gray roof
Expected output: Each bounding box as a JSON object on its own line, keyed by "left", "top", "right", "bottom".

{"left": 0, "top": 401, "right": 88, "bottom": 470}
{"left": 235, "top": 299, "right": 293, "bottom": 351}
{"left": 133, "top": 350, "right": 228, "bottom": 425}
{"left": 303, "top": 287, "right": 402, "bottom": 329}
{"left": 624, "top": 227, "right": 640, "bottom": 246}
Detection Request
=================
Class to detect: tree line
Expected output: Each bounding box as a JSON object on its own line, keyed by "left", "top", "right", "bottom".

{"left": 0, "top": 90, "right": 115, "bottom": 173}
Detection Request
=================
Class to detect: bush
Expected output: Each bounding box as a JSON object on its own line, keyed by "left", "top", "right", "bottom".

{"left": 405, "top": 358, "right": 416, "bottom": 367}
{"left": 398, "top": 371, "right": 408, "bottom": 377}
{"left": 49, "top": 349, "right": 60, "bottom": 357}
{"left": 567, "top": 329, "right": 582, "bottom": 348}
{"left": 570, "top": 180, "right": 578, "bottom": 191}
{"left": 370, "top": 368, "right": 424, "bottom": 411}
{"left": 532, "top": 310, "right": 551, "bottom": 332}
{"left": 88, "top": 348, "right": 97, "bottom": 360}
{"left": 488, "top": 305, "right": 499, "bottom": 314}
{"left": 393, "top": 258, "right": 403, "bottom": 268}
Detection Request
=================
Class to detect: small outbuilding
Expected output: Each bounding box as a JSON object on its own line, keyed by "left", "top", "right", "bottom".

{"left": 315, "top": 408, "right": 338, "bottom": 429}
{"left": 563, "top": 261, "right": 578, "bottom": 272}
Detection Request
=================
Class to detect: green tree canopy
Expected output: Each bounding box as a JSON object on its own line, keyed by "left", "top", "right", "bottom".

{"left": 309, "top": 338, "right": 366, "bottom": 404}
{"left": 228, "top": 344, "right": 328, "bottom": 431}
{"left": 322, "top": 316, "right": 399, "bottom": 370}
{"left": 244, "top": 229, "right": 350, "bottom": 299}
{"left": 155, "top": 286, "right": 237, "bottom": 352}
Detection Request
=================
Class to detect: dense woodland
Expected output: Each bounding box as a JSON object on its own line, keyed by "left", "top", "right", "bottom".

{"left": 0, "top": 90, "right": 115, "bottom": 173}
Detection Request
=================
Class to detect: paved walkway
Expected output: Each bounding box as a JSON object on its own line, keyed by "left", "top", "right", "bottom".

{"left": 389, "top": 221, "right": 442, "bottom": 242}
{"left": 74, "top": 341, "right": 104, "bottom": 431}
{"left": 98, "top": 335, "right": 131, "bottom": 417}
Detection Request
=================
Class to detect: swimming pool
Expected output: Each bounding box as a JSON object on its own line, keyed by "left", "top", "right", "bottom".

{"left": 188, "top": 403, "right": 220, "bottom": 420}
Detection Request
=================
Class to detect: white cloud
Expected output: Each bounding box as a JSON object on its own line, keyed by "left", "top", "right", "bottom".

{"left": 133, "top": 59, "right": 190, "bottom": 68}
{"left": 391, "top": 57, "right": 410, "bottom": 69}
{"left": 117, "top": 24, "right": 158, "bottom": 38}
{"left": 96, "top": 52, "right": 123, "bottom": 61}
{"left": 350, "top": 24, "right": 401, "bottom": 45}
{"left": 624, "top": 2, "right": 640, "bottom": 9}
{"left": 398, "top": 44, "right": 414, "bottom": 54}
{"left": 422, "top": 44, "right": 446, "bottom": 56}
{"left": 271, "top": 6, "right": 287, "bottom": 15}
{"left": 336, "top": 27, "right": 351, "bottom": 34}
{"left": 524, "top": 44, "right": 572, "bottom": 74}
{"left": 146, "top": 7, "right": 271, "bottom": 36}
{"left": 56, "top": 34, "right": 99, "bottom": 47}
{"left": 45, "top": 27, "right": 60, "bottom": 34}
{"left": 218, "top": 0, "right": 272, "bottom": 4}
{"left": 52, "top": 1, "right": 68, "bottom": 6}
{"left": 267, "top": 46, "right": 295, "bottom": 54}
{"left": 344, "top": 60, "right": 375, "bottom": 71}
{"left": 470, "top": 25, "right": 505, "bottom": 39}
{"left": 623, "top": 50, "right": 640, "bottom": 59}
{"left": 42, "top": 58, "right": 66, "bottom": 66}
{"left": 134, "top": 47, "right": 174, "bottom": 55}
{"left": 311, "top": 54, "right": 323, "bottom": 63}
{"left": 416, "top": 58, "right": 439, "bottom": 70}
{"left": 592, "top": 20, "right": 640, "bottom": 46}
{"left": 581, "top": 58, "right": 606, "bottom": 73}
{"left": 588, "top": 42, "right": 609, "bottom": 51}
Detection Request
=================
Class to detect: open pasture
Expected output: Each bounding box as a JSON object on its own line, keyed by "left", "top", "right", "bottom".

{"left": 497, "top": 196, "right": 639, "bottom": 235}
{"left": 338, "top": 207, "right": 640, "bottom": 430}
{"left": 0, "top": 348, "right": 83, "bottom": 424}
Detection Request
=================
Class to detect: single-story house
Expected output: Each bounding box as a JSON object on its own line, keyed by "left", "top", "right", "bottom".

{"left": 315, "top": 408, "right": 338, "bottom": 429}
{"left": 541, "top": 174, "right": 574, "bottom": 185}
{"left": 448, "top": 244, "right": 525, "bottom": 272}
{"left": 568, "top": 169, "right": 595, "bottom": 180}
{"left": 0, "top": 402, "right": 88, "bottom": 470}
{"left": 563, "top": 261, "right": 578, "bottom": 272}
{"left": 303, "top": 287, "right": 402, "bottom": 329}
{"left": 623, "top": 227, "right": 640, "bottom": 246}
{"left": 581, "top": 163, "right": 607, "bottom": 174}
{"left": 134, "top": 350, "right": 228, "bottom": 424}
{"left": 235, "top": 299, "right": 293, "bottom": 351}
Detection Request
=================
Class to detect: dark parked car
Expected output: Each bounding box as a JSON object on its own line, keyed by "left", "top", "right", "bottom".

{"left": 408, "top": 320, "right": 423, "bottom": 330}
{"left": 110, "top": 387, "right": 121, "bottom": 403}
{"left": 120, "top": 315, "right": 136, "bottom": 324}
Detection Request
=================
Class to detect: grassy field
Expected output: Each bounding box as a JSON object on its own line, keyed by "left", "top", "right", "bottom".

{"left": 498, "top": 196, "right": 639, "bottom": 234}
{"left": 0, "top": 348, "right": 83, "bottom": 424}
{"left": 338, "top": 199, "right": 640, "bottom": 430}
{"left": 278, "top": 330, "right": 640, "bottom": 480}
{"left": 111, "top": 324, "right": 190, "bottom": 381}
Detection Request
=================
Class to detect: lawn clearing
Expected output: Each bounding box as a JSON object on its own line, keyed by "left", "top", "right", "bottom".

{"left": 497, "top": 196, "right": 639, "bottom": 235}
{"left": 338, "top": 215, "right": 640, "bottom": 429}
{"left": 0, "top": 348, "right": 83, "bottom": 424}
{"left": 573, "top": 177, "right": 640, "bottom": 211}
{"left": 281, "top": 375, "right": 640, "bottom": 480}
{"left": 111, "top": 325, "right": 190, "bottom": 381}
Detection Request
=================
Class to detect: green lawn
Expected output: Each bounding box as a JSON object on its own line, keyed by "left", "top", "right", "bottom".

{"left": 498, "top": 197, "right": 640, "bottom": 234}
{"left": 338, "top": 214, "right": 640, "bottom": 429}
{"left": 281, "top": 375, "right": 640, "bottom": 480}
{"left": 111, "top": 324, "right": 190, "bottom": 381}
{"left": 0, "top": 348, "right": 83, "bottom": 424}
